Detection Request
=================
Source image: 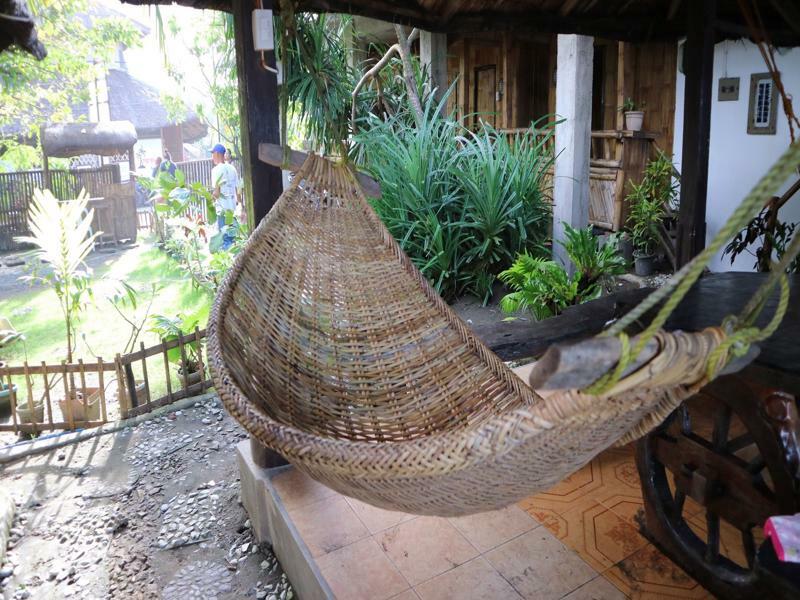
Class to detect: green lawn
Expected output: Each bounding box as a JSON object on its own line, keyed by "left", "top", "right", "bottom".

{"left": 0, "top": 238, "right": 212, "bottom": 416}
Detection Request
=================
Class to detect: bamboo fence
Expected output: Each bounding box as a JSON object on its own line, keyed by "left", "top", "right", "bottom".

{"left": 0, "top": 328, "right": 211, "bottom": 435}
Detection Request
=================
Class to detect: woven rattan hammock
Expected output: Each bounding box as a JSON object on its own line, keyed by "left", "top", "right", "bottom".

{"left": 208, "top": 149, "right": 797, "bottom": 517}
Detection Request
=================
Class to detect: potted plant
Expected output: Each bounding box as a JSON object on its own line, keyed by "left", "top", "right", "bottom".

{"left": 621, "top": 98, "right": 645, "bottom": 132}
{"left": 149, "top": 313, "right": 204, "bottom": 387}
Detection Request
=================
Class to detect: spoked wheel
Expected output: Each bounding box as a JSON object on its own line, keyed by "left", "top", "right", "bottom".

{"left": 637, "top": 372, "right": 800, "bottom": 599}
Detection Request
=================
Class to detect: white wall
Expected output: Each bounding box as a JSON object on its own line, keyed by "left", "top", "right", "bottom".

{"left": 673, "top": 39, "right": 800, "bottom": 272}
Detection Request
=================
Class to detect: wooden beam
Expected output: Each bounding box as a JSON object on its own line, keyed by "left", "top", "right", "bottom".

{"left": 615, "top": 41, "right": 634, "bottom": 130}
{"left": 232, "top": 0, "right": 283, "bottom": 229}
{"left": 676, "top": 0, "right": 715, "bottom": 267}
{"left": 258, "top": 143, "right": 382, "bottom": 197}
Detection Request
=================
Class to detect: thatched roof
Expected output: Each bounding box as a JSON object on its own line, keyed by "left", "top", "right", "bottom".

{"left": 4, "top": 0, "right": 800, "bottom": 60}
{"left": 41, "top": 121, "right": 138, "bottom": 158}
{"left": 107, "top": 68, "right": 207, "bottom": 141}
{"left": 120, "top": 0, "right": 800, "bottom": 44}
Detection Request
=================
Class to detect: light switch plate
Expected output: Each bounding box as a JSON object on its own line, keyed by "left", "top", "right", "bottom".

{"left": 718, "top": 77, "right": 740, "bottom": 101}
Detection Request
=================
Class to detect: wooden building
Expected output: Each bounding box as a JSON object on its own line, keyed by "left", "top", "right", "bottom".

{"left": 443, "top": 32, "right": 677, "bottom": 231}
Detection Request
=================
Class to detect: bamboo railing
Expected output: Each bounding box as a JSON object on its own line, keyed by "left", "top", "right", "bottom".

{"left": 0, "top": 328, "right": 211, "bottom": 434}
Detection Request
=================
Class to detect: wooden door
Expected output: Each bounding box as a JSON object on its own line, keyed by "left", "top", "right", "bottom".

{"left": 474, "top": 65, "right": 497, "bottom": 128}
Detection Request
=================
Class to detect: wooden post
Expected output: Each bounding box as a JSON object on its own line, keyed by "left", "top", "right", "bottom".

{"left": 420, "top": 30, "right": 448, "bottom": 105}
{"left": 124, "top": 363, "right": 138, "bottom": 408}
{"left": 553, "top": 34, "right": 593, "bottom": 273}
{"left": 615, "top": 42, "right": 634, "bottom": 131}
{"left": 232, "top": 0, "right": 283, "bottom": 229}
{"left": 676, "top": 0, "right": 716, "bottom": 267}
{"left": 97, "top": 357, "right": 108, "bottom": 423}
{"left": 42, "top": 361, "right": 53, "bottom": 428}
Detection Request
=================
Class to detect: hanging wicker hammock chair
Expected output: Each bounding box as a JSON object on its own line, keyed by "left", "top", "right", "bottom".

{"left": 207, "top": 150, "right": 792, "bottom": 517}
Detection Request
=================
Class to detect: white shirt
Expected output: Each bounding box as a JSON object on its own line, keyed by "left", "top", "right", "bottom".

{"left": 211, "top": 163, "right": 238, "bottom": 212}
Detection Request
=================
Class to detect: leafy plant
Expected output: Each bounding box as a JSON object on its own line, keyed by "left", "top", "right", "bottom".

{"left": 625, "top": 152, "right": 674, "bottom": 255}
{"left": 499, "top": 224, "right": 626, "bottom": 320}
{"left": 15, "top": 189, "right": 99, "bottom": 363}
{"left": 561, "top": 225, "right": 626, "bottom": 297}
{"left": 276, "top": 13, "right": 355, "bottom": 154}
{"left": 499, "top": 254, "right": 580, "bottom": 320}
{"left": 104, "top": 281, "right": 160, "bottom": 355}
{"left": 149, "top": 313, "right": 202, "bottom": 373}
{"left": 620, "top": 98, "right": 644, "bottom": 112}
{"left": 724, "top": 206, "right": 799, "bottom": 273}
{"left": 0, "top": 317, "right": 24, "bottom": 364}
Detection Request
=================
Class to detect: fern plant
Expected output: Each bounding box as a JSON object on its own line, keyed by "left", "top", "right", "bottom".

{"left": 498, "top": 254, "right": 579, "bottom": 321}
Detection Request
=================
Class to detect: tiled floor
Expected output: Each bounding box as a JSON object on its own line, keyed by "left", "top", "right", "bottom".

{"left": 520, "top": 442, "right": 714, "bottom": 599}
{"left": 271, "top": 466, "right": 609, "bottom": 600}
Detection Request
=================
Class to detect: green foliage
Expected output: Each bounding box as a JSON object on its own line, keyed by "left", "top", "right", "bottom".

{"left": 276, "top": 13, "right": 354, "bottom": 154}
{"left": 0, "top": 0, "right": 141, "bottom": 143}
{"left": 620, "top": 98, "right": 644, "bottom": 112}
{"left": 561, "top": 225, "right": 626, "bottom": 298}
{"left": 499, "top": 254, "right": 579, "bottom": 321}
{"left": 157, "top": 10, "right": 240, "bottom": 151}
{"left": 724, "top": 206, "right": 800, "bottom": 273}
{"left": 625, "top": 152, "right": 674, "bottom": 255}
{"left": 355, "top": 93, "right": 554, "bottom": 302}
{"left": 103, "top": 280, "right": 159, "bottom": 354}
{"left": 499, "top": 224, "right": 626, "bottom": 320}
{"left": 149, "top": 312, "right": 202, "bottom": 370}
{"left": 15, "top": 189, "right": 100, "bottom": 362}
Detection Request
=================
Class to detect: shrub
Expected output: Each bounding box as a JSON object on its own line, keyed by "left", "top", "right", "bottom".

{"left": 355, "top": 94, "right": 554, "bottom": 302}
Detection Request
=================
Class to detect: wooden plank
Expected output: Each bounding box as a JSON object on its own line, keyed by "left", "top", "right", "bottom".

{"left": 616, "top": 42, "right": 634, "bottom": 131}
{"left": 0, "top": 420, "right": 108, "bottom": 433}
{"left": 464, "top": 288, "right": 652, "bottom": 361}
{"left": 97, "top": 357, "right": 108, "bottom": 423}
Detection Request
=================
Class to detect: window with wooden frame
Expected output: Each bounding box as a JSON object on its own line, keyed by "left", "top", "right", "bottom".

{"left": 747, "top": 72, "right": 778, "bottom": 135}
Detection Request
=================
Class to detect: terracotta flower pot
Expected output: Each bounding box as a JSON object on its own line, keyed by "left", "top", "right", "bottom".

{"left": 625, "top": 111, "right": 644, "bottom": 131}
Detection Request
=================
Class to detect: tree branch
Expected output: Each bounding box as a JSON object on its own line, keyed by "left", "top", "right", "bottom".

{"left": 350, "top": 43, "right": 400, "bottom": 132}
{"left": 393, "top": 25, "right": 424, "bottom": 125}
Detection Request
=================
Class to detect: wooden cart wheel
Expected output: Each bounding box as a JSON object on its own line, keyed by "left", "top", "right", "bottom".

{"left": 637, "top": 373, "right": 800, "bottom": 599}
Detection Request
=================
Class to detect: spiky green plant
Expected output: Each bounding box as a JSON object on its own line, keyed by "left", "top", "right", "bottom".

{"left": 16, "top": 189, "right": 100, "bottom": 363}
{"left": 561, "top": 225, "right": 626, "bottom": 298}
{"left": 356, "top": 92, "right": 555, "bottom": 302}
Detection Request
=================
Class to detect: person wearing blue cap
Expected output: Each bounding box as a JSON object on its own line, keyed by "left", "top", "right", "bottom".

{"left": 211, "top": 143, "right": 239, "bottom": 250}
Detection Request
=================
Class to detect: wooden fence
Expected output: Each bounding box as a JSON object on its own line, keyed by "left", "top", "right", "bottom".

{"left": 0, "top": 328, "right": 211, "bottom": 434}
{"left": 0, "top": 164, "right": 120, "bottom": 250}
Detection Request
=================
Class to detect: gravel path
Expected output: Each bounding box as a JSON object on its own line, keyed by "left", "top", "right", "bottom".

{"left": 0, "top": 395, "right": 294, "bottom": 600}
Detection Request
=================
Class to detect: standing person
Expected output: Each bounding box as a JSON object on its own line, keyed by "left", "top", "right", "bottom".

{"left": 210, "top": 143, "right": 238, "bottom": 250}
{"left": 161, "top": 151, "right": 177, "bottom": 176}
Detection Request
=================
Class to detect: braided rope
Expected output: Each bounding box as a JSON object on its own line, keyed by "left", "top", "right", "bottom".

{"left": 585, "top": 141, "right": 800, "bottom": 395}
